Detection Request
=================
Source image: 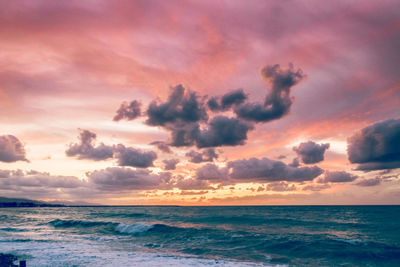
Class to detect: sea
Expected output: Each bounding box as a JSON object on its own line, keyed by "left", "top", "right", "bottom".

{"left": 1, "top": 206, "right": 400, "bottom": 266}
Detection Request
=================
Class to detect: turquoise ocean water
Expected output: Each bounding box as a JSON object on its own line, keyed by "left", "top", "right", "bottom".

{"left": 1, "top": 206, "right": 400, "bottom": 266}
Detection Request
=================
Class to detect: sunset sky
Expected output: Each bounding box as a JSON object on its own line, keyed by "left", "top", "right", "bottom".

{"left": 1, "top": 0, "right": 399, "bottom": 205}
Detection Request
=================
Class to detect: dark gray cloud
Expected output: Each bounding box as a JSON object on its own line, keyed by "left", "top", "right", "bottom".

{"left": 87, "top": 167, "right": 170, "bottom": 191}
{"left": 150, "top": 141, "right": 172, "bottom": 153}
{"left": 196, "top": 116, "right": 253, "bottom": 148}
{"left": 207, "top": 98, "right": 220, "bottom": 111}
{"left": 266, "top": 182, "right": 296, "bottom": 192}
{"left": 113, "top": 100, "right": 142, "bottom": 121}
{"left": 163, "top": 159, "right": 179, "bottom": 170}
{"left": 168, "top": 116, "right": 253, "bottom": 148}
{"left": 0, "top": 135, "right": 28, "bottom": 162}
{"left": 355, "top": 178, "right": 382, "bottom": 187}
{"left": 196, "top": 163, "right": 229, "bottom": 181}
{"left": 289, "top": 157, "right": 300, "bottom": 167}
{"left": 318, "top": 171, "right": 358, "bottom": 183}
{"left": 186, "top": 150, "right": 205, "bottom": 163}
{"left": 114, "top": 144, "right": 157, "bottom": 168}
{"left": 228, "top": 157, "right": 323, "bottom": 182}
{"left": 139, "top": 85, "right": 208, "bottom": 148}
{"left": 66, "top": 130, "right": 157, "bottom": 167}
{"left": 66, "top": 129, "right": 114, "bottom": 160}
{"left": 146, "top": 84, "right": 208, "bottom": 126}
{"left": 354, "top": 161, "right": 400, "bottom": 171}
{"left": 235, "top": 64, "right": 304, "bottom": 122}
{"left": 207, "top": 89, "right": 247, "bottom": 111}
{"left": 186, "top": 148, "right": 218, "bottom": 163}
{"left": 114, "top": 64, "right": 305, "bottom": 149}
{"left": 169, "top": 122, "right": 200, "bottom": 147}
{"left": 347, "top": 118, "right": 400, "bottom": 171}
{"left": 293, "top": 141, "right": 330, "bottom": 164}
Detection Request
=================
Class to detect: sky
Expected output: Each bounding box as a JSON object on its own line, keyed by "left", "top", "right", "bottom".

{"left": 0, "top": 0, "right": 400, "bottom": 205}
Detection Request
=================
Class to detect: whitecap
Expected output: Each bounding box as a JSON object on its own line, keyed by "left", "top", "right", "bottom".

{"left": 114, "top": 223, "right": 153, "bottom": 234}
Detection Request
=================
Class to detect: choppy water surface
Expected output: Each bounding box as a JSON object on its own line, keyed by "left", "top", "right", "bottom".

{"left": 1, "top": 206, "right": 400, "bottom": 266}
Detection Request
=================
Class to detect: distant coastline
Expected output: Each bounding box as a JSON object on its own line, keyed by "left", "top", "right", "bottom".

{"left": 0, "top": 202, "right": 64, "bottom": 208}
{"left": 0, "top": 196, "right": 64, "bottom": 208}
{"left": 0, "top": 196, "right": 183, "bottom": 208}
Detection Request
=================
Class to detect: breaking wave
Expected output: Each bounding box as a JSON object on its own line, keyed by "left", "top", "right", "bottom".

{"left": 48, "top": 219, "right": 189, "bottom": 236}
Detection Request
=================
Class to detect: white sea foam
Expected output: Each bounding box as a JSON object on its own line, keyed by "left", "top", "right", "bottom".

{"left": 0, "top": 239, "right": 280, "bottom": 267}
{"left": 114, "top": 223, "right": 153, "bottom": 234}
{"left": 333, "top": 238, "right": 366, "bottom": 246}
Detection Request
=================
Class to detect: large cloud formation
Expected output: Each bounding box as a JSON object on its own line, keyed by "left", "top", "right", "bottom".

{"left": 293, "top": 141, "right": 330, "bottom": 164}
{"left": 113, "top": 64, "right": 304, "bottom": 149}
{"left": 235, "top": 64, "right": 304, "bottom": 122}
{"left": 66, "top": 130, "right": 114, "bottom": 160}
{"left": 145, "top": 88, "right": 253, "bottom": 148}
{"left": 0, "top": 135, "right": 28, "bottom": 163}
{"left": 347, "top": 118, "right": 400, "bottom": 171}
